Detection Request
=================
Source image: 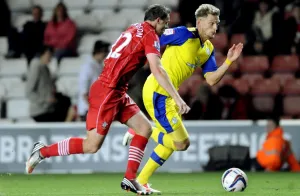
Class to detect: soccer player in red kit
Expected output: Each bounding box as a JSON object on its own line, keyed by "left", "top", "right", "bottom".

{"left": 25, "top": 4, "right": 190, "bottom": 195}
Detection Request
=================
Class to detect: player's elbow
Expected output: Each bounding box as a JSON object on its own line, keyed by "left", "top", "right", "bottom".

{"left": 205, "top": 77, "right": 217, "bottom": 86}
{"left": 204, "top": 73, "right": 217, "bottom": 86}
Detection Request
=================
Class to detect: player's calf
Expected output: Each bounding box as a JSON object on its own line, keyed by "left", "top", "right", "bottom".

{"left": 124, "top": 112, "right": 151, "bottom": 180}
{"left": 174, "top": 138, "right": 190, "bottom": 151}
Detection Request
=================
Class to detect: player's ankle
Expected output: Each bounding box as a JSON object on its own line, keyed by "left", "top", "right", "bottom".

{"left": 39, "top": 147, "right": 46, "bottom": 158}
{"left": 125, "top": 175, "right": 136, "bottom": 180}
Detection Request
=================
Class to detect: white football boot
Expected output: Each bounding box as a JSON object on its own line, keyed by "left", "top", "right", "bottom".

{"left": 121, "top": 177, "right": 152, "bottom": 195}
{"left": 143, "top": 183, "right": 162, "bottom": 195}
{"left": 25, "top": 142, "right": 45, "bottom": 174}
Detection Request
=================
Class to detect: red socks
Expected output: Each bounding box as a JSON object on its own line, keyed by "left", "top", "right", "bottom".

{"left": 40, "top": 134, "right": 149, "bottom": 180}
{"left": 125, "top": 134, "right": 148, "bottom": 180}
{"left": 40, "top": 138, "right": 83, "bottom": 158}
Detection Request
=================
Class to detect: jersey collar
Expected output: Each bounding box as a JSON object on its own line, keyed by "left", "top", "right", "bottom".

{"left": 144, "top": 21, "right": 155, "bottom": 30}
{"left": 192, "top": 28, "right": 204, "bottom": 48}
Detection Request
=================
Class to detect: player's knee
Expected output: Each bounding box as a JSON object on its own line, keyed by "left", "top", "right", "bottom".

{"left": 83, "top": 139, "right": 101, "bottom": 153}
{"left": 135, "top": 123, "right": 152, "bottom": 138}
{"left": 83, "top": 130, "right": 105, "bottom": 154}
{"left": 174, "top": 139, "right": 190, "bottom": 151}
{"left": 88, "top": 145, "right": 100, "bottom": 153}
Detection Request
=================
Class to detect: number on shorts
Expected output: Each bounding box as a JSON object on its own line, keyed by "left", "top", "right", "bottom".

{"left": 107, "top": 32, "right": 132, "bottom": 59}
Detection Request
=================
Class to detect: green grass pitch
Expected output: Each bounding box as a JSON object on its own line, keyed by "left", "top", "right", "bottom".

{"left": 0, "top": 172, "right": 300, "bottom": 195}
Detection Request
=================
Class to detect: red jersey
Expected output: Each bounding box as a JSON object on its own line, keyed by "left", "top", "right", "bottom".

{"left": 99, "top": 22, "right": 161, "bottom": 90}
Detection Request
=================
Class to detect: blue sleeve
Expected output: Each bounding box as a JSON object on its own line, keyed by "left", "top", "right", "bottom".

{"left": 202, "top": 50, "right": 218, "bottom": 75}
{"left": 159, "top": 26, "right": 194, "bottom": 47}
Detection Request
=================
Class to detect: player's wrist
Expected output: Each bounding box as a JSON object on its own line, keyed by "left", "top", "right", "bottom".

{"left": 225, "top": 58, "right": 232, "bottom": 66}
{"left": 173, "top": 94, "right": 182, "bottom": 103}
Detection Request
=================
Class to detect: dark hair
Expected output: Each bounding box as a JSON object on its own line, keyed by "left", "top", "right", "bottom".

{"left": 267, "top": 116, "right": 280, "bottom": 127}
{"left": 32, "top": 5, "right": 43, "bottom": 14}
{"left": 93, "top": 40, "right": 110, "bottom": 55}
{"left": 52, "top": 3, "right": 69, "bottom": 24}
{"left": 40, "top": 45, "right": 54, "bottom": 55}
{"left": 144, "top": 4, "right": 170, "bottom": 21}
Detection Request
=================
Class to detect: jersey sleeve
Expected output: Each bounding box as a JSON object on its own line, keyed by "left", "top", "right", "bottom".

{"left": 159, "top": 26, "right": 194, "bottom": 46}
{"left": 202, "top": 50, "right": 218, "bottom": 75}
{"left": 143, "top": 32, "right": 161, "bottom": 56}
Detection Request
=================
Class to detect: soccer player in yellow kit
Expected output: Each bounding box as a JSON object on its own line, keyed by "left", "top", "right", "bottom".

{"left": 123, "top": 4, "right": 243, "bottom": 194}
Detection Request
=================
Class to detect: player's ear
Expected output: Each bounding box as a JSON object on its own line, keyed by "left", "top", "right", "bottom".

{"left": 156, "top": 17, "right": 161, "bottom": 24}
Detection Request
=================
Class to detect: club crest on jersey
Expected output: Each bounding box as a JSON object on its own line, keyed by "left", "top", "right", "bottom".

{"left": 172, "top": 117, "right": 178, "bottom": 124}
{"left": 206, "top": 47, "right": 210, "bottom": 55}
{"left": 154, "top": 41, "right": 160, "bottom": 52}
{"left": 164, "top": 29, "right": 174, "bottom": 35}
{"left": 102, "top": 122, "right": 108, "bottom": 129}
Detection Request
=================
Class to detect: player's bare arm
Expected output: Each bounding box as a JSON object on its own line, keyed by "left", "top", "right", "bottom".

{"left": 147, "top": 53, "right": 190, "bottom": 114}
{"left": 204, "top": 43, "right": 243, "bottom": 86}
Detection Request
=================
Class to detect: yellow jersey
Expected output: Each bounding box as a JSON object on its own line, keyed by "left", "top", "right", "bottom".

{"left": 145, "top": 26, "right": 218, "bottom": 96}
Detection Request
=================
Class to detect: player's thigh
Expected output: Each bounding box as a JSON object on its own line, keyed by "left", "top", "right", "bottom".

{"left": 119, "top": 94, "right": 152, "bottom": 137}
{"left": 125, "top": 111, "right": 152, "bottom": 138}
{"left": 86, "top": 81, "right": 119, "bottom": 135}
{"left": 151, "top": 92, "right": 189, "bottom": 141}
{"left": 142, "top": 86, "right": 155, "bottom": 120}
{"left": 143, "top": 90, "right": 168, "bottom": 134}
{"left": 166, "top": 110, "right": 189, "bottom": 142}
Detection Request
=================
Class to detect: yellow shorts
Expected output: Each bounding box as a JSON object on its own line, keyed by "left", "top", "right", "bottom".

{"left": 143, "top": 86, "right": 189, "bottom": 142}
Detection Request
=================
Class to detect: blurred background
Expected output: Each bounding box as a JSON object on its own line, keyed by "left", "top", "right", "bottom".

{"left": 0, "top": 0, "right": 300, "bottom": 174}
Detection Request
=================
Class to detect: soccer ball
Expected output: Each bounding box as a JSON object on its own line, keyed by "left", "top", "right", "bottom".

{"left": 221, "top": 168, "right": 248, "bottom": 192}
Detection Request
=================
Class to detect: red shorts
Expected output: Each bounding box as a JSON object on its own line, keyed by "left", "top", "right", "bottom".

{"left": 86, "top": 80, "right": 140, "bottom": 135}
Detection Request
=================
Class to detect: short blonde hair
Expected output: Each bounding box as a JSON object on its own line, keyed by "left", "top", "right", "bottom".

{"left": 195, "top": 4, "right": 220, "bottom": 18}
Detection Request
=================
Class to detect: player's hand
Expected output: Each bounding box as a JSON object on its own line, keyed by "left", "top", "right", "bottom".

{"left": 226, "top": 43, "right": 243, "bottom": 62}
{"left": 174, "top": 97, "right": 190, "bottom": 115}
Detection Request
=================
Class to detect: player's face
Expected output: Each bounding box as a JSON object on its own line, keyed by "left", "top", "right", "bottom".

{"left": 155, "top": 16, "right": 170, "bottom": 36}
{"left": 197, "top": 14, "right": 219, "bottom": 41}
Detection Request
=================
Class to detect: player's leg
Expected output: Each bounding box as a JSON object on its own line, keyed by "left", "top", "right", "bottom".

{"left": 25, "top": 128, "right": 107, "bottom": 174}
{"left": 123, "top": 126, "right": 178, "bottom": 150}
{"left": 137, "top": 143, "right": 173, "bottom": 187}
{"left": 118, "top": 95, "right": 152, "bottom": 195}
{"left": 138, "top": 94, "right": 189, "bottom": 192}
{"left": 123, "top": 91, "right": 190, "bottom": 192}
{"left": 26, "top": 81, "right": 115, "bottom": 174}
{"left": 151, "top": 126, "right": 190, "bottom": 151}
{"left": 123, "top": 90, "right": 183, "bottom": 150}
{"left": 137, "top": 121, "right": 189, "bottom": 188}
{"left": 148, "top": 93, "right": 190, "bottom": 150}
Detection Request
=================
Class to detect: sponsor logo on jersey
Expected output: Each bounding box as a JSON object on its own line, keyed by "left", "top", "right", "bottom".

{"left": 154, "top": 41, "right": 160, "bottom": 52}
{"left": 186, "top": 62, "right": 197, "bottom": 69}
{"left": 206, "top": 47, "right": 210, "bottom": 55}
